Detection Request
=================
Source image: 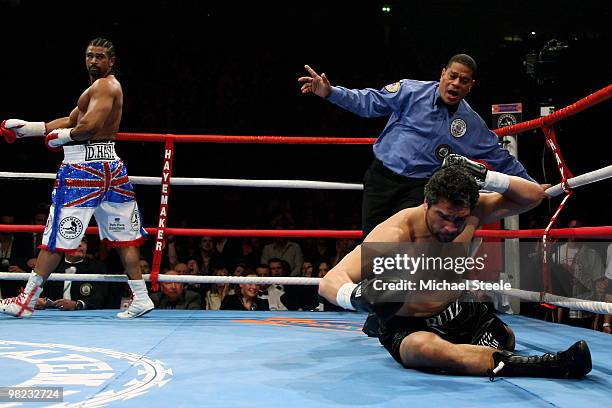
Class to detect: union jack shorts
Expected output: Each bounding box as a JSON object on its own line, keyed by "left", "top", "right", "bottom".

{"left": 41, "top": 159, "right": 147, "bottom": 253}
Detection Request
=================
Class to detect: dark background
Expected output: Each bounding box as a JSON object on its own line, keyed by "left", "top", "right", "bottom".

{"left": 0, "top": 0, "right": 610, "bottom": 230}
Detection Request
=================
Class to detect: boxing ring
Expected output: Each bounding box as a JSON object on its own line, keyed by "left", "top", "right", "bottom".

{"left": 1, "top": 86, "right": 612, "bottom": 407}
{"left": 0, "top": 310, "right": 609, "bottom": 408}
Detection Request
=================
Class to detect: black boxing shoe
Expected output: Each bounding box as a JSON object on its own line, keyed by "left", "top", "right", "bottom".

{"left": 488, "top": 340, "right": 592, "bottom": 380}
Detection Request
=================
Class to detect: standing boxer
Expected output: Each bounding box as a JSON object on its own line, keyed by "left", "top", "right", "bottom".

{"left": 1, "top": 38, "right": 154, "bottom": 319}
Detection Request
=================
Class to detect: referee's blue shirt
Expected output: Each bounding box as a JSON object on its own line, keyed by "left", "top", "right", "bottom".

{"left": 327, "top": 79, "right": 534, "bottom": 181}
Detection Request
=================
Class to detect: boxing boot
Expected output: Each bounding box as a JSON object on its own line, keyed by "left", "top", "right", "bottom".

{"left": 117, "top": 279, "right": 154, "bottom": 319}
{"left": 488, "top": 340, "right": 592, "bottom": 380}
{"left": 0, "top": 272, "right": 44, "bottom": 318}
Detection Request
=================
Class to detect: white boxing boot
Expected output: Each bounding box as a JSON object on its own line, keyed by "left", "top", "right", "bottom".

{"left": 117, "top": 279, "right": 154, "bottom": 319}
{"left": 0, "top": 272, "right": 44, "bottom": 318}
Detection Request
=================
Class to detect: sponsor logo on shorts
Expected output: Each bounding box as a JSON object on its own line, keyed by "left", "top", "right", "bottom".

{"left": 131, "top": 208, "right": 140, "bottom": 231}
{"left": 80, "top": 283, "right": 92, "bottom": 296}
{"left": 477, "top": 332, "right": 501, "bottom": 349}
{"left": 450, "top": 118, "right": 467, "bottom": 138}
{"left": 59, "top": 216, "right": 83, "bottom": 240}
{"left": 424, "top": 301, "right": 462, "bottom": 327}
{"left": 44, "top": 213, "right": 53, "bottom": 234}
{"left": 85, "top": 143, "right": 115, "bottom": 161}
{"left": 109, "top": 216, "right": 126, "bottom": 232}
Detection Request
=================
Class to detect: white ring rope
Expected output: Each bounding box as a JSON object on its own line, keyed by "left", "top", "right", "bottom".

{"left": 0, "top": 272, "right": 320, "bottom": 286}
{"left": 0, "top": 172, "right": 363, "bottom": 190}
{"left": 491, "top": 287, "right": 612, "bottom": 315}
{"left": 1, "top": 273, "right": 610, "bottom": 314}
{"left": 2, "top": 164, "right": 610, "bottom": 193}
{"left": 545, "top": 164, "right": 612, "bottom": 197}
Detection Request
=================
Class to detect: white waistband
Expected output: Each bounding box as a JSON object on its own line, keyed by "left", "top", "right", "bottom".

{"left": 62, "top": 142, "right": 119, "bottom": 164}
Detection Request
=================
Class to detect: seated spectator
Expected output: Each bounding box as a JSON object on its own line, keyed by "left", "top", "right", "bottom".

{"left": 215, "top": 236, "right": 242, "bottom": 270}
{"left": 187, "top": 259, "right": 201, "bottom": 276}
{"left": 255, "top": 263, "right": 271, "bottom": 301}
{"left": 239, "top": 237, "right": 263, "bottom": 269}
{"left": 150, "top": 270, "right": 201, "bottom": 310}
{"left": 0, "top": 213, "right": 31, "bottom": 298}
{"left": 139, "top": 257, "right": 151, "bottom": 275}
{"left": 256, "top": 264, "right": 270, "bottom": 278}
{"left": 317, "top": 261, "right": 331, "bottom": 278}
{"left": 205, "top": 267, "right": 230, "bottom": 310}
{"left": 304, "top": 238, "right": 332, "bottom": 267}
{"left": 165, "top": 232, "right": 196, "bottom": 269}
{"left": 181, "top": 259, "right": 207, "bottom": 295}
{"left": 174, "top": 261, "right": 202, "bottom": 294}
{"left": 27, "top": 203, "right": 50, "bottom": 258}
{"left": 551, "top": 219, "right": 605, "bottom": 329}
{"left": 301, "top": 261, "right": 314, "bottom": 277}
{"left": 330, "top": 238, "right": 356, "bottom": 267}
{"left": 221, "top": 272, "right": 269, "bottom": 311}
{"left": 195, "top": 236, "right": 225, "bottom": 275}
{"left": 314, "top": 260, "right": 342, "bottom": 311}
{"left": 260, "top": 220, "right": 303, "bottom": 276}
{"left": 261, "top": 258, "right": 289, "bottom": 311}
{"left": 233, "top": 263, "right": 247, "bottom": 277}
{"left": 36, "top": 237, "right": 108, "bottom": 311}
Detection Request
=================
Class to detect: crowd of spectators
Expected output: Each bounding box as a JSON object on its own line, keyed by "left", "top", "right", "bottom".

{"left": 0, "top": 203, "right": 610, "bottom": 335}
{"left": 0, "top": 203, "right": 353, "bottom": 313}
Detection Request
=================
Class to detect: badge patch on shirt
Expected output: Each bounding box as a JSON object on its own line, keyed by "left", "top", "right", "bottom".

{"left": 384, "top": 81, "right": 401, "bottom": 93}
{"left": 80, "top": 283, "right": 92, "bottom": 296}
{"left": 450, "top": 118, "right": 467, "bottom": 138}
{"left": 435, "top": 144, "right": 453, "bottom": 160}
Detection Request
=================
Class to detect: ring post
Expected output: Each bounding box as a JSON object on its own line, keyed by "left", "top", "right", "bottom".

{"left": 151, "top": 135, "right": 176, "bottom": 291}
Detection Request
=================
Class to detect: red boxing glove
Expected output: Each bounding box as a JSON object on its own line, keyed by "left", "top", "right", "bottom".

{"left": 0, "top": 121, "right": 16, "bottom": 143}
{"left": 1, "top": 119, "right": 46, "bottom": 144}
{"left": 45, "top": 128, "right": 74, "bottom": 152}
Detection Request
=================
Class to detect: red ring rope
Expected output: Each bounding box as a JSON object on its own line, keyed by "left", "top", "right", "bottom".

{"left": 110, "top": 85, "right": 610, "bottom": 144}
{"left": 1, "top": 225, "right": 611, "bottom": 239}
{"left": 116, "top": 134, "right": 377, "bottom": 144}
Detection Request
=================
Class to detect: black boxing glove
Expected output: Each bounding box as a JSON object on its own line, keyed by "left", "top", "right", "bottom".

{"left": 442, "top": 154, "right": 509, "bottom": 193}
{"left": 336, "top": 277, "right": 405, "bottom": 322}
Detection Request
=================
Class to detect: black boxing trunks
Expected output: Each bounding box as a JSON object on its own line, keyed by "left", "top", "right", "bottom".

{"left": 378, "top": 298, "right": 513, "bottom": 367}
